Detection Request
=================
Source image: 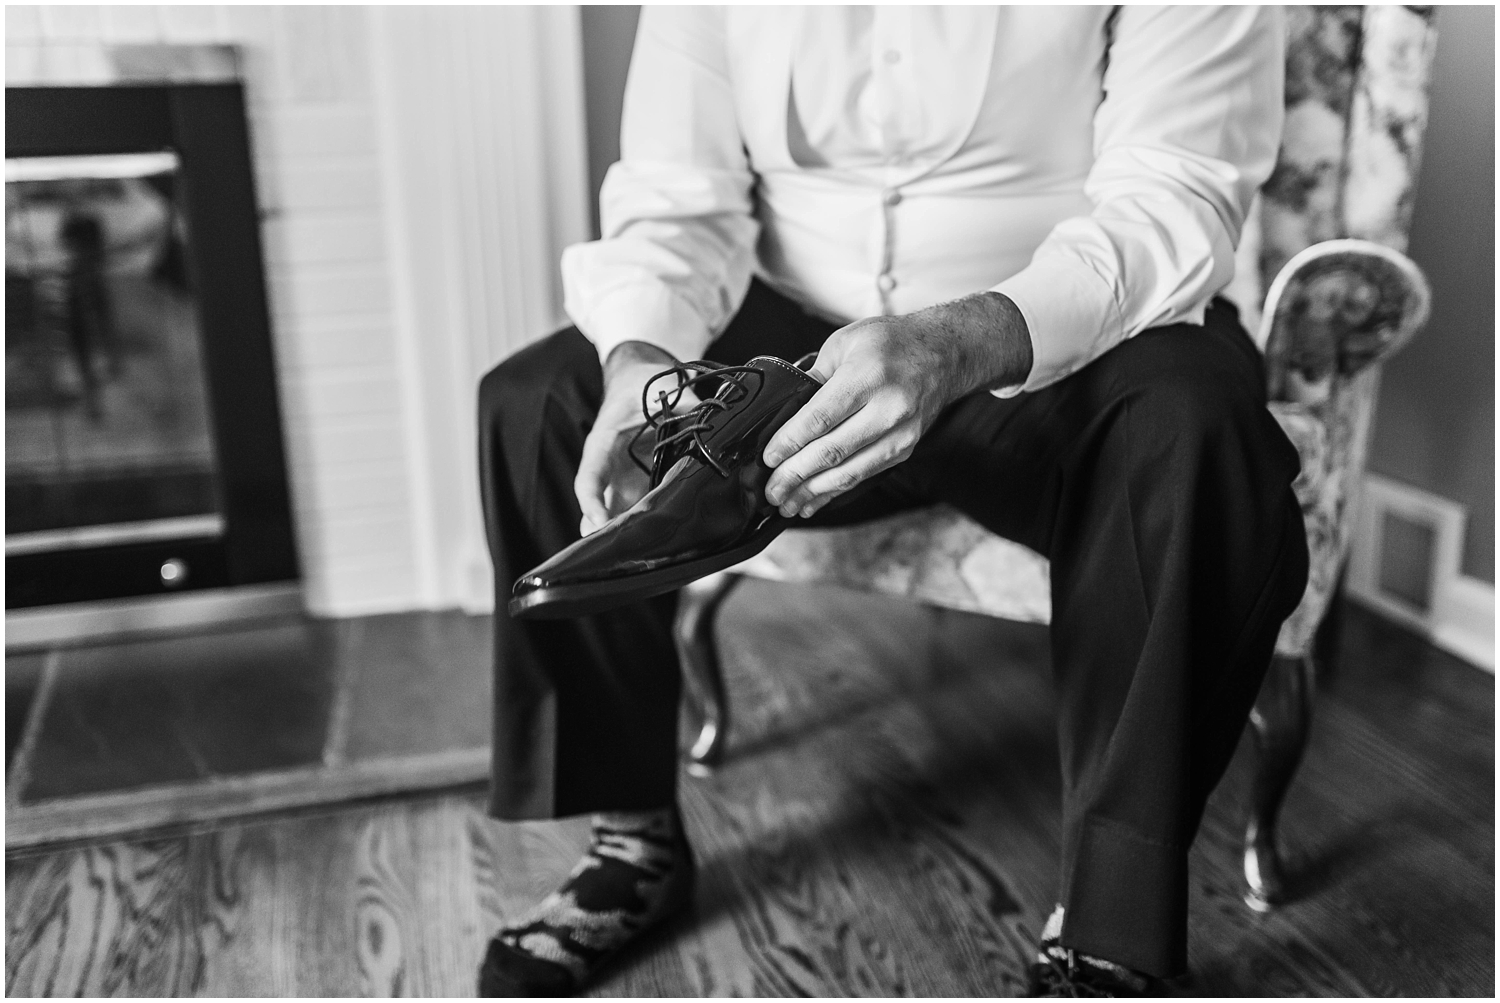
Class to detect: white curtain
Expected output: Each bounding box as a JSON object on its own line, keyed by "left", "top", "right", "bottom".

{"left": 370, "top": 5, "right": 591, "bottom": 613}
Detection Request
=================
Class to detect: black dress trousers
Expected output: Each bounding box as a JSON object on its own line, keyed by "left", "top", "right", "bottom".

{"left": 476, "top": 279, "right": 1308, "bottom": 978}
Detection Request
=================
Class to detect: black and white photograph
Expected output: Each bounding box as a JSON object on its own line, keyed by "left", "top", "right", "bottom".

{"left": 3, "top": 4, "right": 1494, "bottom": 997}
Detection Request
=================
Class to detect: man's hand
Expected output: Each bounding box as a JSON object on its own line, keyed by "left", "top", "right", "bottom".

{"left": 575, "top": 341, "right": 687, "bottom": 536}
{"left": 762, "top": 292, "right": 1033, "bottom": 519}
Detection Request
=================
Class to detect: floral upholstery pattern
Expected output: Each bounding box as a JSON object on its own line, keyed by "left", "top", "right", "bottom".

{"left": 729, "top": 7, "right": 1438, "bottom": 661}
{"left": 1261, "top": 241, "right": 1430, "bottom": 654}
{"left": 735, "top": 505, "right": 1053, "bottom": 624}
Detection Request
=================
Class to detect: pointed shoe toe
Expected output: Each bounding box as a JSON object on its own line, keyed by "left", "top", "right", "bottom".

{"left": 509, "top": 355, "right": 820, "bottom": 620}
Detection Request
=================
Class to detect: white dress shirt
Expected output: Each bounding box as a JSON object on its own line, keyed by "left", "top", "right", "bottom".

{"left": 561, "top": 6, "right": 1285, "bottom": 395}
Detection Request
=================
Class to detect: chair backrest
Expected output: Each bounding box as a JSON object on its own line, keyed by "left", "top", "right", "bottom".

{"left": 1246, "top": 8, "right": 1440, "bottom": 660}
{"left": 1230, "top": 6, "right": 1438, "bottom": 338}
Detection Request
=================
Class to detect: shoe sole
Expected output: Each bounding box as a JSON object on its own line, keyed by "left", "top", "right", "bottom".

{"left": 507, "top": 516, "right": 788, "bottom": 620}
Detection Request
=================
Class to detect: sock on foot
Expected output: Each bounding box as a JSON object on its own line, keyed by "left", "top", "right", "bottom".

{"left": 479, "top": 808, "right": 694, "bottom": 996}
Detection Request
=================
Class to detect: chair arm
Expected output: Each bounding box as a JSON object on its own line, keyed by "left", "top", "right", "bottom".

{"left": 1260, "top": 239, "right": 1431, "bottom": 657}
{"left": 1258, "top": 238, "right": 1431, "bottom": 406}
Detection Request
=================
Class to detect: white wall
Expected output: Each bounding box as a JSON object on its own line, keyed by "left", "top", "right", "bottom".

{"left": 5, "top": 6, "right": 589, "bottom": 616}
{"left": 1368, "top": 5, "right": 1495, "bottom": 584}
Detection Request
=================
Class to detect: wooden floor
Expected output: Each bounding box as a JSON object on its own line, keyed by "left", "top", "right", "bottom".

{"left": 6, "top": 581, "right": 1494, "bottom": 996}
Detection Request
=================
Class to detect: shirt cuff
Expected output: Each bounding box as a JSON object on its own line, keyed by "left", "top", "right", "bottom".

{"left": 568, "top": 282, "right": 714, "bottom": 366}
{"left": 990, "top": 255, "right": 1124, "bottom": 397}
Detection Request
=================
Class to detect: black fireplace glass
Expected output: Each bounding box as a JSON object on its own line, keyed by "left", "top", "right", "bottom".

{"left": 6, "top": 83, "right": 299, "bottom": 609}
{"left": 6, "top": 152, "right": 224, "bottom": 550}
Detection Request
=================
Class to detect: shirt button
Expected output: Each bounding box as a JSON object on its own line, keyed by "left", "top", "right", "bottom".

{"left": 884, "top": 49, "right": 902, "bottom": 65}
{"left": 877, "top": 273, "right": 897, "bottom": 293}
{"left": 883, "top": 189, "right": 903, "bottom": 207}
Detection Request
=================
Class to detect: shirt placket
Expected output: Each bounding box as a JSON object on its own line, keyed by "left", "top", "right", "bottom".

{"left": 872, "top": 7, "right": 908, "bottom": 316}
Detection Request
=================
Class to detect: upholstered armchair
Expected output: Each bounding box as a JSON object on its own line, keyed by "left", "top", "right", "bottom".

{"left": 675, "top": 7, "right": 1438, "bottom": 912}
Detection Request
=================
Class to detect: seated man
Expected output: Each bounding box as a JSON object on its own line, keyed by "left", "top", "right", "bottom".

{"left": 476, "top": 6, "right": 1308, "bottom": 997}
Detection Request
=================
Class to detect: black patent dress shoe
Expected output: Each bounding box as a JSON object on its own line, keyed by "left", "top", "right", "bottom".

{"left": 509, "top": 354, "right": 822, "bottom": 619}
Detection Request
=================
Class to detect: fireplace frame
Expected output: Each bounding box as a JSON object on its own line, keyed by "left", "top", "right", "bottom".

{"left": 6, "top": 76, "right": 300, "bottom": 611}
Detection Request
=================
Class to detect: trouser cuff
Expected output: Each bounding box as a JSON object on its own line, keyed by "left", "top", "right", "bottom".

{"left": 1061, "top": 814, "right": 1188, "bottom": 978}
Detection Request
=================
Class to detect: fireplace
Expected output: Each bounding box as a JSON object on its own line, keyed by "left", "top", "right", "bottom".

{"left": 6, "top": 48, "right": 299, "bottom": 626}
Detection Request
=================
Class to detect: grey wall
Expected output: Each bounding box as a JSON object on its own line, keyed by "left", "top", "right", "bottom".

{"left": 574, "top": 6, "right": 1496, "bottom": 581}
{"left": 1369, "top": 5, "right": 1496, "bottom": 582}
{"left": 579, "top": 5, "right": 640, "bottom": 238}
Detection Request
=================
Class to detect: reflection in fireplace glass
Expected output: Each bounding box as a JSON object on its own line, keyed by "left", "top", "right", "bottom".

{"left": 5, "top": 152, "right": 224, "bottom": 557}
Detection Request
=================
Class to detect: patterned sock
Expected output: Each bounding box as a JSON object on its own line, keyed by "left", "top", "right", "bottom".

{"left": 1035, "top": 903, "right": 1066, "bottom": 959}
{"left": 1028, "top": 904, "right": 1155, "bottom": 997}
{"left": 479, "top": 808, "right": 694, "bottom": 996}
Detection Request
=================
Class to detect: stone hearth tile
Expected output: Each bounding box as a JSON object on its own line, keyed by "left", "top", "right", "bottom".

{"left": 22, "top": 620, "right": 333, "bottom": 802}
{"left": 335, "top": 610, "right": 492, "bottom": 762}
{"left": 6, "top": 651, "right": 46, "bottom": 770}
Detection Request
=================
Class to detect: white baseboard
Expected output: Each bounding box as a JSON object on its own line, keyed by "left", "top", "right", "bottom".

{"left": 1348, "top": 473, "right": 1494, "bottom": 673}
{"left": 1431, "top": 575, "right": 1496, "bottom": 673}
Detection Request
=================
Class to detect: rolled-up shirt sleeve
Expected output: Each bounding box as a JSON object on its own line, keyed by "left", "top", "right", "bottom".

{"left": 991, "top": 6, "right": 1285, "bottom": 396}
{"left": 561, "top": 6, "right": 760, "bottom": 365}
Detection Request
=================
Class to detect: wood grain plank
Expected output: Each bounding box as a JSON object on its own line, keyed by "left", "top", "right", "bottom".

{"left": 5, "top": 836, "right": 238, "bottom": 996}
{"left": 664, "top": 587, "right": 1056, "bottom": 996}
{"left": 5, "top": 593, "right": 1492, "bottom": 997}
{"left": 352, "top": 807, "right": 417, "bottom": 995}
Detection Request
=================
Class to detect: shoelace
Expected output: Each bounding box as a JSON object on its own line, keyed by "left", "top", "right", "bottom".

{"left": 629, "top": 361, "right": 764, "bottom": 478}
